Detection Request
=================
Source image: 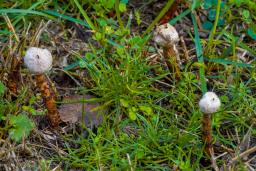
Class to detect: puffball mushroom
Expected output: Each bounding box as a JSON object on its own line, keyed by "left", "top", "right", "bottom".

{"left": 199, "top": 92, "right": 221, "bottom": 157}
{"left": 153, "top": 23, "right": 181, "bottom": 79}
{"left": 199, "top": 92, "right": 221, "bottom": 114}
{"left": 24, "top": 47, "right": 52, "bottom": 74}
{"left": 153, "top": 23, "right": 179, "bottom": 46}
{"left": 24, "top": 47, "right": 61, "bottom": 128}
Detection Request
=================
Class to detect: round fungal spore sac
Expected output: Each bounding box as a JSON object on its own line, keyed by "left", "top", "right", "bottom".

{"left": 153, "top": 23, "right": 179, "bottom": 47}
{"left": 24, "top": 47, "right": 53, "bottom": 74}
{"left": 199, "top": 92, "right": 221, "bottom": 114}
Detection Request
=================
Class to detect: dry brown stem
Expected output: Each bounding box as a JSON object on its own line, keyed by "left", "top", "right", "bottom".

{"left": 231, "top": 146, "right": 256, "bottom": 163}
{"left": 7, "top": 56, "right": 20, "bottom": 95}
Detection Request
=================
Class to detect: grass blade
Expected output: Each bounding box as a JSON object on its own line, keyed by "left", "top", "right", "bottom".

{"left": 169, "top": 8, "right": 191, "bottom": 25}
{"left": 0, "top": 9, "right": 53, "bottom": 19}
{"left": 205, "top": 0, "right": 221, "bottom": 53}
{"left": 205, "top": 58, "right": 253, "bottom": 68}
{"left": 13, "top": 0, "right": 46, "bottom": 26}
{"left": 73, "top": 0, "right": 96, "bottom": 31}
{"left": 43, "top": 10, "right": 90, "bottom": 28}
{"left": 191, "top": 12, "right": 207, "bottom": 94}
{"left": 223, "top": 32, "right": 256, "bottom": 57}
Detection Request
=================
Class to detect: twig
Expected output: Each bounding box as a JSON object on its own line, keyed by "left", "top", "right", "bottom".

{"left": 211, "top": 152, "right": 219, "bottom": 171}
{"left": 215, "top": 152, "right": 228, "bottom": 160}
{"left": 30, "top": 20, "right": 51, "bottom": 46}
{"left": 126, "top": 153, "right": 134, "bottom": 171}
{"left": 231, "top": 146, "right": 256, "bottom": 163}
{"left": 180, "top": 36, "right": 189, "bottom": 61}
{"left": 220, "top": 144, "right": 235, "bottom": 154}
{"left": 3, "top": 14, "right": 20, "bottom": 42}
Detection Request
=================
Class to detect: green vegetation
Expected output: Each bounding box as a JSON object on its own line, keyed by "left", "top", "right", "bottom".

{"left": 0, "top": 0, "right": 256, "bottom": 170}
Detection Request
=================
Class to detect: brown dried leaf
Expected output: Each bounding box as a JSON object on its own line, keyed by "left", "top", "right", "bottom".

{"left": 58, "top": 95, "right": 104, "bottom": 129}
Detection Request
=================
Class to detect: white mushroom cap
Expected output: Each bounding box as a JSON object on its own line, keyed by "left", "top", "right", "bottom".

{"left": 199, "top": 92, "right": 221, "bottom": 114}
{"left": 24, "top": 47, "right": 52, "bottom": 74}
{"left": 153, "top": 23, "right": 179, "bottom": 47}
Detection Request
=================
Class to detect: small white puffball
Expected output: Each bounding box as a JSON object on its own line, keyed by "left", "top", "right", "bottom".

{"left": 199, "top": 92, "right": 221, "bottom": 114}
{"left": 153, "top": 23, "right": 179, "bottom": 47}
{"left": 24, "top": 47, "right": 52, "bottom": 74}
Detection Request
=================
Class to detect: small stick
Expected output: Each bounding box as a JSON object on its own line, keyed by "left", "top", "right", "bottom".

{"left": 180, "top": 36, "right": 189, "bottom": 61}
{"left": 220, "top": 144, "right": 235, "bottom": 154}
{"left": 211, "top": 153, "right": 220, "bottom": 171}
{"left": 126, "top": 153, "right": 134, "bottom": 171}
{"left": 231, "top": 146, "right": 256, "bottom": 163}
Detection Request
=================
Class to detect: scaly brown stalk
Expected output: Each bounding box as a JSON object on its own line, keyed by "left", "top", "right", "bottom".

{"left": 202, "top": 113, "right": 213, "bottom": 157}
{"left": 163, "top": 46, "right": 181, "bottom": 80}
{"left": 35, "top": 74, "right": 61, "bottom": 127}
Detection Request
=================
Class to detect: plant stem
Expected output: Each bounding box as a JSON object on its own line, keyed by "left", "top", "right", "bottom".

{"left": 73, "top": 0, "right": 96, "bottom": 31}
{"left": 115, "top": 0, "right": 124, "bottom": 29}
{"left": 205, "top": 0, "right": 221, "bottom": 54}
{"left": 191, "top": 12, "right": 207, "bottom": 94}
{"left": 7, "top": 57, "right": 20, "bottom": 95}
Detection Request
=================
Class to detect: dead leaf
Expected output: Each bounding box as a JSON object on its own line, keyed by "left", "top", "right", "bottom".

{"left": 58, "top": 95, "right": 105, "bottom": 129}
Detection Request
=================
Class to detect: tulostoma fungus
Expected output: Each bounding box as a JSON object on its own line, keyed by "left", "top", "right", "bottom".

{"left": 24, "top": 47, "right": 61, "bottom": 128}
{"left": 199, "top": 92, "right": 221, "bottom": 158}
{"left": 153, "top": 23, "right": 181, "bottom": 79}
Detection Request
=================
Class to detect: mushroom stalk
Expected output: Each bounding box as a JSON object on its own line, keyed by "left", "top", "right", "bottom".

{"left": 199, "top": 92, "right": 221, "bottom": 158}
{"left": 24, "top": 47, "right": 61, "bottom": 127}
{"left": 153, "top": 23, "right": 181, "bottom": 80}
{"left": 35, "top": 74, "right": 61, "bottom": 127}
{"left": 163, "top": 45, "right": 181, "bottom": 79}
{"left": 202, "top": 113, "right": 213, "bottom": 157}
